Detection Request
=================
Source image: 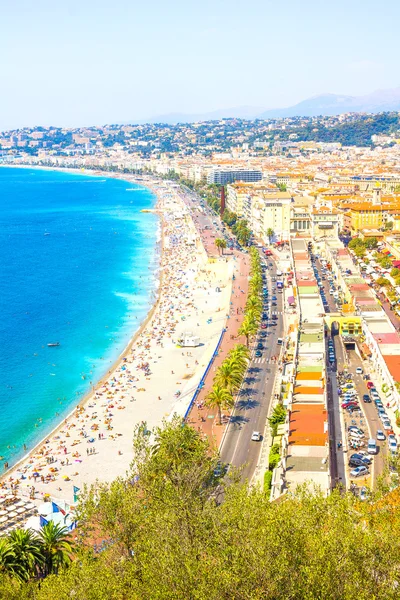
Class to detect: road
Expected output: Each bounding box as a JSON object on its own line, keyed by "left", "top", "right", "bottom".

{"left": 220, "top": 253, "right": 284, "bottom": 482}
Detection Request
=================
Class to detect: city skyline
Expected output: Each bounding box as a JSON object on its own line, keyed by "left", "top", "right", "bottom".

{"left": 1, "top": 0, "right": 399, "bottom": 129}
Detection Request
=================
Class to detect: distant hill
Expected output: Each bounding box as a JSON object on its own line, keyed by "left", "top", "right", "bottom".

{"left": 259, "top": 88, "right": 400, "bottom": 118}
{"left": 136, "top": 88, "right": 400, "bottom": 124}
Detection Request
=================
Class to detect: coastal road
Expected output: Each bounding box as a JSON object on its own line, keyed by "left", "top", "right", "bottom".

{"left": 220, "top": 253, "right": 284, "bottom": 482}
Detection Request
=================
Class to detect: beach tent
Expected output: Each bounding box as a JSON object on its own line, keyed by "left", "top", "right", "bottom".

{"left": 38, "top": 502, "right": 53, "bottom": 517}
{"left": 24, "top": 516, "right": 41, "bottom": 532}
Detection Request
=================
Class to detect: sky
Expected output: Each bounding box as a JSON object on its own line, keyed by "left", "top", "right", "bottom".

{"left": 1, "top": 0, "right": 399, "bottom": 129}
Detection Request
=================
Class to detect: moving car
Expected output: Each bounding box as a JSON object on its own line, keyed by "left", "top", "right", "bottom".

{"left": 363, "top": 394, "right": 372, "bottom": 403}
{"left": 251, "top": 431, "right": 261, "bottom": 441}
{"left": 367, "top": 439, "right": 377, "bottom": 455}
{"left": 376, "top": 430, "right": 386, "bottom": 441}
{"left": 255, "top": 350, "right": 262, "bottom": 357}
{"left": 382, "top": 420, "right": 392, "bottom": 431}
{"left": 350, "top": 465, "right": 369, "bottom": 478}
{"left": 356, "top": 367, "right": 363, "bottom": 375}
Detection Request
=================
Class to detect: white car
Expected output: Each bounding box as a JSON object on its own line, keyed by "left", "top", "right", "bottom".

{"left": 251, "top": 431, "right": 261, "bottom": 441}
{"left": 382, "top": 420, "right": 392, "bottom": 431}
{"left": 367, "top": 439, "right": 377, "bottom": 455}
{"left": 389, "top": 440, "right": 398, "bottom": 454}
{"left": 376, "top": 430, "right": 386, "bottom": 441}
{"left": 356, "top": 367, "right": 363, "bottom": 375}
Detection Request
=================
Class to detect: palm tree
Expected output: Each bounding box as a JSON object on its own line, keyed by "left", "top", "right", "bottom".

{"left": 205, "top": 385, "right": 233, "bottom": 425}
{"left": 238, "top": 317, "right": 258, "bottom": 347}
{"left": 227, "top": 345, "right": 250, "bottom": 374}
{"left": 246, "top": 295, "right": 262, "bottom": 313}
{"left": 215, "top": 360, "right": 242, "bottom": 394}
{"left": 38, "top": 521, "right": 75, "bottom": 576}
{"left": 9, "top": 529, "right": 43, "bottom": 581}
{"left": 0, "top": 538, "right": 20, "bottom": 580}
{"left": 266, "top": 228, "right": 274, "bottom": 244}
{"left": 215, "top": 238, "right": 227, "bottom": 255}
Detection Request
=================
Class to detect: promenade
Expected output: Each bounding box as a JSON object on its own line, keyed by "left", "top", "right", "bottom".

{"left": 180, "top": 190, "right": 250, "bottom": 449}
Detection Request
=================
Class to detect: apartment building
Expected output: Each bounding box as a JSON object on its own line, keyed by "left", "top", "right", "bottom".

{"left": 311, "top": 207, "right": 340, "bottom": 239}
{"left": 207, "top": 168, "right": 262, "bottom": 185}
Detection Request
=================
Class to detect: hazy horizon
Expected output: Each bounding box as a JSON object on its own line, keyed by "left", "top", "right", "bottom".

{"left": 1, "top": 0, "right": 399, "bottom": 130}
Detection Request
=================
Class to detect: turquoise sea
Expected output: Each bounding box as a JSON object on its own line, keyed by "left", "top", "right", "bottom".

{"left": 0, "top": 167, "right": 159, "bottom": 467}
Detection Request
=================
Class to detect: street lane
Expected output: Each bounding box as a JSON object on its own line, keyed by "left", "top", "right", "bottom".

{"left": 220, "top": 253, "right": 284, "bottom": 482}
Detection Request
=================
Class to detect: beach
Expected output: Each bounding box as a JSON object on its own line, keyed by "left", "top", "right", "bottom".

{"left": 0, "top": 173, "right": 234, "bottom": 505}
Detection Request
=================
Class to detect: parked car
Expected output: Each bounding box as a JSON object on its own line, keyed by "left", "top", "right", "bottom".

{"left": 341, "top": 401, "right": 358, "bottom": 409}
{"left": 367, "top": 439, "right": 378, "bottom": 455}
{"left": 389, "top": 439, "right": 398, "bottom": 454}
{"left": 367, "top": 381, "right": 374, "bottom": 389}
{"left": 350, "top": 453, "right": 372, "bottom": 465}
{"left": 359, "top": 486, "right": 369, "bottom": 501}
{"left": 257, "top": 343, "right": 264, "bottom": 350}
{"left": 382, "top": 420, "right": 392, "bottom": 431}
{"left": 356, "top": 367, "right": 363, "bottom": 375}
{"left": 350, "top": 465, "right": 369, "bottom": 478}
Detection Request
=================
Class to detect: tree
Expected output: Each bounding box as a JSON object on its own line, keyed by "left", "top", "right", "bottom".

{"left": 354, "top": 246, "right": 366, "bottom": 259}
{"left": 205, "top": 384, "right": 233, "bottom": 425}
{"left": 266, "top": 228, "right": 275, "bottom": 244}
{"left": 390, "top": 268, "right": 400, "bottom": 278}
{"left": 215, "top": 238, "right": 227, "bottom": 255}
{"left": 376, "top": 276, "right": 390, "bottom": 287}
{"left": 238, "top": 316, "right": 258, "bottom": 347}
{"left": 385, "top": 221, "right": 394, "bottom": 231}
{"left": 365, "top": 237, "right": 378, "bottom": 249}
{"left": 215, "top": 360, "right": 243, "bottom": 394}
{"left": 8, "top": 529, "right": 43, "bottom": 581}
{"left": 0, "top": 539, "right": 19, "bottom": 580}
{"left": 37, "top": 522, "right": 74, "bottom": 577}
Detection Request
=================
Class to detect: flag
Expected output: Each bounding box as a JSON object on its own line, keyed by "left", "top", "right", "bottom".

{"left": 73, "top": 486, "right": 80, "bottom": 494}
{"left": 52, "top": 501, "right": 66, "bottom": 516}
{"left": 68, "top": 521, "right": 77, "bottom": 532}
{"left": 39, "top": 516, "right": 49, "bottom": 528}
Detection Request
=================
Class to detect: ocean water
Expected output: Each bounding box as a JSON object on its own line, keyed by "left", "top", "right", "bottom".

{"left": 0, "top": 167, "right": 159, "bottom": 467}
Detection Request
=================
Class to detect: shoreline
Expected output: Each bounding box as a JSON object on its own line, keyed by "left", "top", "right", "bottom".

{"left": 1, "top": 167, "right": 234, "bottom": 505}
{"left": 0, "top": 165, "right": 164, "bottom": 476}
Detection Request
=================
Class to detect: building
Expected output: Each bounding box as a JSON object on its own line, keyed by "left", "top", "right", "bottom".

{"left": 311, "top": 207, "right": 339, "bottom": 240}
{"left": 207, "top": 169, "right": 262, "bottom": 185}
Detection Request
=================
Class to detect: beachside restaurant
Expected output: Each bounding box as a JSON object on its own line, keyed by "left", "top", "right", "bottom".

{"left": 0, "top": 495, "right": 38, "bottom": 537}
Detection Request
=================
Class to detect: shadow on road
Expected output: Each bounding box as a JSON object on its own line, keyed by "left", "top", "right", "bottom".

{"left": 236, "top": 398, "right": 260, "bottom": 410}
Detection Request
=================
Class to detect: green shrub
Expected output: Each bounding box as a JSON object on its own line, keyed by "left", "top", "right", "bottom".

{"left": 264, "top": 470, "right": 273, "bottom": 492}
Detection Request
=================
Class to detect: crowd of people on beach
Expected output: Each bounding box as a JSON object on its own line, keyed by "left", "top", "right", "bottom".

{"left": 0, "top": 181, "right": 233, "bottom": 509}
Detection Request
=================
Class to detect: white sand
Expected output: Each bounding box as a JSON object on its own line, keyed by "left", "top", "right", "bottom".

{"left": 1, "top": 179, "right": 234, "bottom": 505}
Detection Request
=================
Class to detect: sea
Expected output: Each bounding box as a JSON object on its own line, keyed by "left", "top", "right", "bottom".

{"left": 0, "top": 167, "right": 159, "bottom": 467}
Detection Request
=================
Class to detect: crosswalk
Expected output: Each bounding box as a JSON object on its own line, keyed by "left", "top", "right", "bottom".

{"left": 253, "top": 357, "right": 268, "bottom": 364}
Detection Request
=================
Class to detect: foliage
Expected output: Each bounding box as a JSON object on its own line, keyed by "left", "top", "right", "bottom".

{"left": 376, "top": 276, "right": 390, "bottom": 287}
{"left": 205, "top": 384, "right": 234, "bottom": 425}
{"left": 268, "top": 443, "right": 281, "bottom": 470}
{"left": 269, "top": 404, "right": 287, "bottom": 426}
{"left": 390, "top": 268, "right": 400, "bottom": 278}
{"left": 215, "top": 238, "right": 227, "bottom": 255}
{"left": 264, "top": 470, "right": 273, "bottom": 492}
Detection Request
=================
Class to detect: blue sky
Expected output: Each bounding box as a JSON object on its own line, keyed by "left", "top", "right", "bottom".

{"left": 0, "top": 0, "right": 399, "bottom": 128}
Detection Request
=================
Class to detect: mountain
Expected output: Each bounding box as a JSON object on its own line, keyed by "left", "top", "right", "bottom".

{"left": 258, "top": 88, "right": 400, "bottom": 119}
{"left": 135, "top": 87, "right": 400, "bottom": 124}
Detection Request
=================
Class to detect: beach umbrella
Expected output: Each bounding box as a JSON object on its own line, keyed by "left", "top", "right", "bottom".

{"left": 6, "top": 505, "right": 17, "bottom": 512}
{"left": 16, "top": 507, "right": 26, "bottom": 514}
{"left": 24, "top": 516, "right": 41, "bottom": 532}
{"left": 24, "top": 503, "right": 36, "bottom": 511}
{"left": 7, "top": 511, "right": 18, "bottom": 519}
{"left": 38, "top": 502, "right": 53, "bottom": 517}
{"left": 0, "top": 516, "right": 8, "bottom": 524}
{"left": 14, "top": 500, "right": 25, "bottom": 508}
{"left": 0, "top": 510, "right": 7, "bottom": 517}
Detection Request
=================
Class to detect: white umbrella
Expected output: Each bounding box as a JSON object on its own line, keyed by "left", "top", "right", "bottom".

{"left": 0, "top": 516, "right": 8, "bottom": 524}
{"left": 7, "top": 511, "right": 18, "bottom": 519}
{"left": 6, "top": 505, "right": 17, "bottom": 512}
{"left": 38, "top": 503, "right": 53, "bottom": 517}
{"left": 16, "top": 507, "right": 26, "bottom": 514}
{"left": 0, "top": 510, "right": 7, "bottom": 517}
{"left": 14, "top": 501, "right": 25, "bottom": 508}
{"left": 24, "top": 503, "right": 36, "bottom": 511}
{"left": 24, "top": 516, "right": 41, "bottom": 532}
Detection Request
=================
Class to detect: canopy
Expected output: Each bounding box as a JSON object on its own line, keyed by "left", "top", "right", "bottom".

{"left": 38, "top": 503, "right": 53, "bottom": 517}
{"left": 287, "top": 296, "right": 295, "bottom": 305}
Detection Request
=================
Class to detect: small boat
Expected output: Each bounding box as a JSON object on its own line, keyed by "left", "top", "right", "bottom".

{"left": 44, "top": 233, "right": 51, "bottom": 236}
{"left": 47, "top": 342, "right": 60, "bottom": 347}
